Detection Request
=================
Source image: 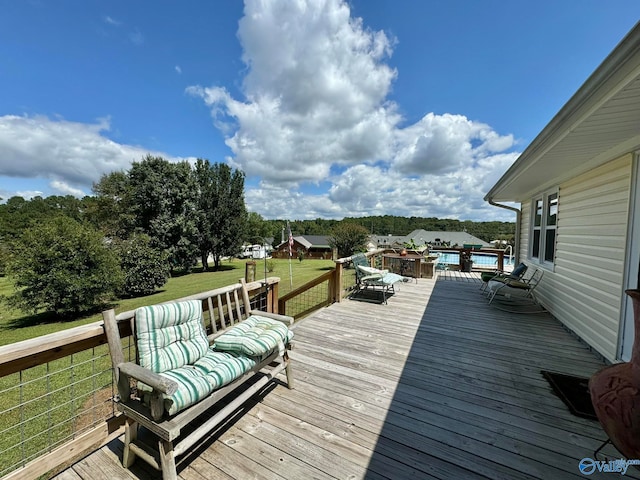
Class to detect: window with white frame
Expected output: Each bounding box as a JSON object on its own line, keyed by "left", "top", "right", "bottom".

{"left": 530, "top": 190, "right": 558, "bottom": 266}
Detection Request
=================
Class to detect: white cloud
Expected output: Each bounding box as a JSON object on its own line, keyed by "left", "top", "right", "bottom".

{"left": 188, "top": 0, "right": 400, "bottom": 185}
{"left": 189, "top": 0, "right": 519, "bottom": 221}
{"left": 0, "top": 114, "right": 179, "bottom": 194}
{"left": 5, "top": 0, "right": 519, "bottom": 222}
{"left": 49, "top": 180, "right": 86, "bottom": 197}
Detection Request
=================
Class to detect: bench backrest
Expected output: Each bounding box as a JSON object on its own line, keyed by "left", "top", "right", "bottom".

{"left": 103, "top": 279, "right": 257, "bottom": 401}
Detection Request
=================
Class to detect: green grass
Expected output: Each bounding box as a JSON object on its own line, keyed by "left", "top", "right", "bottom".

{"left": 0, "top": 258, "right": 336, "bottom": 347}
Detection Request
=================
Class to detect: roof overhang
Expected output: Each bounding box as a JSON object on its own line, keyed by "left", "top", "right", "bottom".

{"left": 486, "top": 22, "right": 640, "bottom": 203}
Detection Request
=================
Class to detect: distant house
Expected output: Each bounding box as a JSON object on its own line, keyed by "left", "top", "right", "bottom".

{"left": 485, "top": 23, "right": 640, "bottom": 363}
{"left": 371, "top": 230, "right": 491, "bottom": 250}
{"left": 272, "top": 235, "right": 333, "bottom": 260}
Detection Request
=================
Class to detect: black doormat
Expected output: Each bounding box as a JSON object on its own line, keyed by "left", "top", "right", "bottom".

{"left": 349, "top": 288, "right": 394, "bottom": 304}
{"left": 541, "top": 370, "right": 598, "bottom": 420}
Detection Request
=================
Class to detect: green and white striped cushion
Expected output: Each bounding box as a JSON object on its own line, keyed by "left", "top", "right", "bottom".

{"left": 162, "top": 350, "right": 257, "bottom": 415}
{"left": 213, "top": 315, "right": 293, "bottom": 357}
{"left": 135, "top": 300, "right": 209, "bottom": 373}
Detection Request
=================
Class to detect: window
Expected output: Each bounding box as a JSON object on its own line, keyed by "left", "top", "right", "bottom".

{"left": 530, "top": 190, "right": 558, "bottom": 267}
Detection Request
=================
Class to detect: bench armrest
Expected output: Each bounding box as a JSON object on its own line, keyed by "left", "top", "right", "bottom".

{"left": 249, "top": 309, "right": 294, "bottom": 326}
{"left": 118, "top": 361, "right": 178, "bottom": 396}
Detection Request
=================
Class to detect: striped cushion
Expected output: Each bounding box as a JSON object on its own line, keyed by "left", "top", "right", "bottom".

{"left": 135, "top": 300, "right": 209, "bottom": 373}
{"left": 160, "top": 350, "right": 257, "bottom": 415}
{"left": 213, "top": 315, "right": 293, "bottom": 357}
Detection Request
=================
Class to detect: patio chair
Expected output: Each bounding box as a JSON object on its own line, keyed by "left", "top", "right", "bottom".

{"left": 487, "top": 267, "right": 544, "bottom": 307}
{"left": 479, "top": 262, "right": 528, "bottom": 294}
{"left": 351, "top": 253, "right": 405, "bottom": 304}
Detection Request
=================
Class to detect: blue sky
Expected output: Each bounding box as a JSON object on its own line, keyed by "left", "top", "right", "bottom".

{"left": 1, "top": 1, "right": 638, "bottom": 221}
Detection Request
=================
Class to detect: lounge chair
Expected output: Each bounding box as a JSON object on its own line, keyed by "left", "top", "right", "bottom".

{"left": 351, "top": 253, "right": 405, "bottom": 304}
{"left": 487, "top": 267, "right": 544, "bottom": 307}
{"left": 480, "top": 262, "right": 528, "bottom": 294}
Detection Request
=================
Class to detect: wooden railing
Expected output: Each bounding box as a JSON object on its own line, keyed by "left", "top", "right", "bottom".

{"left": 0, "top": 278, "right": 280, "bottom": 480}
{"left": 278, "top": 249, "right": 385, "bottom": 317}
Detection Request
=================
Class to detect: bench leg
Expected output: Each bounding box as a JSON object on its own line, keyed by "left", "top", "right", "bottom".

{"left": 285, "top": 353, "right": 294, "bottom": 389}
{"left": 122, "top": 418, "right": 138, "bottom": 468}
{"left": 159, "top": 439, "right": 177, "bottom": 480}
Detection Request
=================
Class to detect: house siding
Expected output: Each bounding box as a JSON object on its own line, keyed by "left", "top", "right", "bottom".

{"left": 524, "top": 154, "right": 633, "bottom": 361}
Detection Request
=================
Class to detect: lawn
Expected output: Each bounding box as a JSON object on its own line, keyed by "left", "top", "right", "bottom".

{"left": 0, "top": 257, "right": 336, "bottom": 347}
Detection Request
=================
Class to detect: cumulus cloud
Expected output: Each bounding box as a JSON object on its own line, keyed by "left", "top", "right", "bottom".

{"left": 189, "top": 0, "right": 519, "bottom": 221}
{"left": 49, "top": 180, "right": 87, "bottom": 197}
{"left": 188, "top": 0, "right": 400, "bottom": 185}
{"left": 0, "top": 114, "right": 178, "bottom": 197}
{"left": 392, "top": 113, "right": 515, "bottom": 174}
{"left": 5, "top": 0, "right": 519, "bottom": 221}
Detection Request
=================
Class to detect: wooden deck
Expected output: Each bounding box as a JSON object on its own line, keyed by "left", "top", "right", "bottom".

{"left": 53, "top": 274, "right": 635, "bottom": 480}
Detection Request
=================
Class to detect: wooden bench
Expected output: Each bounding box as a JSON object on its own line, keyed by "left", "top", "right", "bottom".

{"left": 103, "top": 279, "right": 294, "bottom": 479}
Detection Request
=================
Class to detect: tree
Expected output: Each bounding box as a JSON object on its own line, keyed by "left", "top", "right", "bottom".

{"left": 194, "top": 160, "right": 247, "bottom": 270}
{"left": 127, "top": 155, "right": 200, "bottom": 271}
{"left": 89, "top": 171, "right": 135, "bottom": 238}
{"left": 245, "top": 212, "right": 271, "bottom": 245}
{"left": 5, "top": 217, "right": 123, "bottom": 316}
{"left": 328, "top": 223, "right": 370, "bottom": 258}
{"left": 114, "top": 234, "right": 170, "bottom": 297}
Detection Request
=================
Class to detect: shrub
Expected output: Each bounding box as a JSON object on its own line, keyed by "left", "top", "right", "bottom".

{"left": 115, "top": 234, "right": 170, "bottom": 297}
{"left": 5, "top": 217, "right": 123, "bottom": 316}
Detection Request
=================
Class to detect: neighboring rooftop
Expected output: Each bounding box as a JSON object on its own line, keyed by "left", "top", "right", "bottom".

{"left": 373, "top": 229, "right": 491, "bottom": 248}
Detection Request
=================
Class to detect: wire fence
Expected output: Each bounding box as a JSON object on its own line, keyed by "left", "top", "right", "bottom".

{"left": 0, "top": 341, "right": 132, "bottom": 478}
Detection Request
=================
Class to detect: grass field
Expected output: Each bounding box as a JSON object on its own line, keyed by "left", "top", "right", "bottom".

{"left": 0, "top": 257, "right": 336, "bottom": 347}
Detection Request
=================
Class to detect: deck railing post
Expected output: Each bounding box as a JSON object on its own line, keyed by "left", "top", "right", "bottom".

{"left": 270, "top": 281, "right": 279, "bottom": 314}
{"left": 334, "top": 260, "right": 344, "bottom": 302}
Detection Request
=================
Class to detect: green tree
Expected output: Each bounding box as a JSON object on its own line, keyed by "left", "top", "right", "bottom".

{"left": 114, "top": 234, "right": 170, "bottom": 297}
{"left": 89, "top": 171, "right": 136, "bottom": 238}
{"left": 328, "top": 223, "right": 370, "bottom": 257}
{"left": 128, "top": 155, "right": 199, "bottom": 271}
{"left": 5, "top": 217, "right": 123, "bottom": 316}
{"left": 245, "top": 212, "right": 271, "bottom": 245}
{"left": 194, "top": 160, "right": 247, "bottom": 270}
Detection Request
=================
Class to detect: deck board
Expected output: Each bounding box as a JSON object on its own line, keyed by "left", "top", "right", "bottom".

{"left": 53, "top": 274, "right": 639, "bottom": 480}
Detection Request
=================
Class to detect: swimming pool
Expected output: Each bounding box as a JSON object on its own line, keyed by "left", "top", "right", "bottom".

{"left": 434, "top": 251, "right": 514, "bottom": 268}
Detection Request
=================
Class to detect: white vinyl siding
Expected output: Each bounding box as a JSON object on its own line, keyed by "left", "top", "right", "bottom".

{"left": 532, "top": 154, "right": 632, "bottom": 361}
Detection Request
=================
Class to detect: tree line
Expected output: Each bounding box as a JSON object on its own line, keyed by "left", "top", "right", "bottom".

{"left": 266, "top": 216, "right": 515, "bottom": 244}
{"left": 1, "top": 155, "right": 249, "bottom": 316}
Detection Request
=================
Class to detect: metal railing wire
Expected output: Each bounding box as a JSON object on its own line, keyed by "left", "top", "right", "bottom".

{"left": 0, "top": 346, "right": 115, "bottom": 478}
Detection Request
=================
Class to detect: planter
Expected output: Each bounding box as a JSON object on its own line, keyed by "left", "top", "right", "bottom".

{"left": 462, "top": 260, "right": 473, "bottom": 272}
{"left": 589, "top": 289, "right": 640, "bottom": 459}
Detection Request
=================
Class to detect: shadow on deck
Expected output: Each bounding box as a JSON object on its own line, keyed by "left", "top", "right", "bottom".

{"left": 54, "top": 274, "right": 633, "bottom": 480}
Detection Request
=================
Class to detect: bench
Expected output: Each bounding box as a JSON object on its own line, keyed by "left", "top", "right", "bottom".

{"left": 103, "top": 279, "right": 294, "bottom": 479}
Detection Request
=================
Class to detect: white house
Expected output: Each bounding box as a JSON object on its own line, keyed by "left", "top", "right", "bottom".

{"left": 485, "top": 22, "right": 640, "bottom": 363}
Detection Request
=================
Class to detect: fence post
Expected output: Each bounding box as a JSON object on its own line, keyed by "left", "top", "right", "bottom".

{"left": 270, "top": 281, "right": 279, "bottom": 314}
{"left": 334, "top": 261, "right": 344, "bottom": 303}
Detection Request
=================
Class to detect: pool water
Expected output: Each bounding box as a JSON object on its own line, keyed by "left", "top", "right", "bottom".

{"left": 434, "top": 252, "right": 514, "bottom": 268}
